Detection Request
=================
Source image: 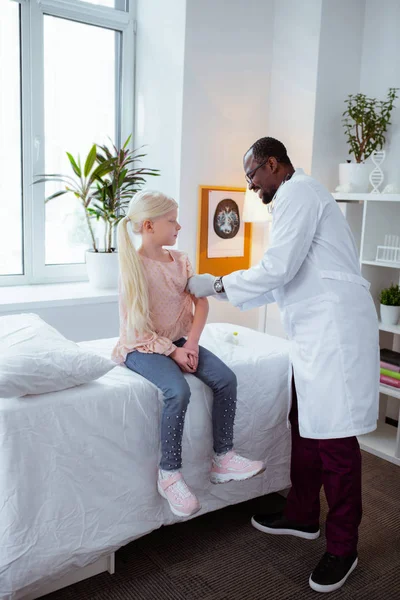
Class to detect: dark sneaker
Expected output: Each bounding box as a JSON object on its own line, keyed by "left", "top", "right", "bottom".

{"left": 251, "top": 512, "right": 320, "bottom": 540}
{"left": 309, "top": 552, "right": 358, "bottom": 593}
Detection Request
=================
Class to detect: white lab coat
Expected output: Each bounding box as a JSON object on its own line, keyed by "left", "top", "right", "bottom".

{"left": 224, "top": 169, "right": 379, "bottom": 439}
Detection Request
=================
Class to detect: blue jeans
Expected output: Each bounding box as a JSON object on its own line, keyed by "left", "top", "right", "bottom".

{"left": 125, "top": 338, "right": 237, "bottom": 470}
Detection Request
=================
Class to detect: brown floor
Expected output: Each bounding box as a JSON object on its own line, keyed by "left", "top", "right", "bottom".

{"left": 43, "top": 451, "right": 400, "bottom": 600}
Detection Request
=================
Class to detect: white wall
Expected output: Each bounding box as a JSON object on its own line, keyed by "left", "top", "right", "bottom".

{"left": 134, "top": 0, "right": 186, "bottom": 199}
{"left": 178, "top": 0, "right": 274, "bottom": 329}
{"left": 268, "top": 0, "right": 322, "bottom": 175}
{"left": 360, "top": 0, "right": 400, "bottom": 187}
{"left": 311, "top": 0, "right": 365, "bottom": 191}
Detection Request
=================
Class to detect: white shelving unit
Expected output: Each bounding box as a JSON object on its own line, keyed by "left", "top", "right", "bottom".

{"left": 334, "top": 193, "right": 400, "bottom": 466}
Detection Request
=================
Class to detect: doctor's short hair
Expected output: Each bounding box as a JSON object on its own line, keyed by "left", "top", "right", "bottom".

{"left": 247, "top": 137, "right": 292, "bottom": 166}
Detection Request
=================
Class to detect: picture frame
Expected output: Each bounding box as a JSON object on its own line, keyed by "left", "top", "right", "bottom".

{"left": 196, "top": 185, "right": 252, "bottom": 276}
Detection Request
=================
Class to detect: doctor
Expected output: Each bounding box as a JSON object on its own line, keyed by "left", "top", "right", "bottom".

{"left": 187, "top": 137, "right": 379, "bottom": 593}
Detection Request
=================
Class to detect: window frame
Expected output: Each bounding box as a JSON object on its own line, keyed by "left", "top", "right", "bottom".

{"left": 2, "top": 0, "right": 135, "bottom": 286}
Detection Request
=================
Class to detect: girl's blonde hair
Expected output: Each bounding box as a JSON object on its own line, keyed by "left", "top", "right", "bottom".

{"left": 117, "top": 190, "right": 178, "bottom": 336}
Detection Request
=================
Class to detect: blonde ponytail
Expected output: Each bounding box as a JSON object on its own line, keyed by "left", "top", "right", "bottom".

{"left": 117, "top": 190, "right": 178, "bottom": 336}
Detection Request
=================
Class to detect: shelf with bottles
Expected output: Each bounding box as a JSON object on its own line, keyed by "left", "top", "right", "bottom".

{"left": 359, "top": 201, "right": 400, "bottom": 264}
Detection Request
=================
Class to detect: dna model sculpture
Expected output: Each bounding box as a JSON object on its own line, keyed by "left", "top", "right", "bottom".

{"left": 369, "top": 150, "right": 386, "bottom": 194}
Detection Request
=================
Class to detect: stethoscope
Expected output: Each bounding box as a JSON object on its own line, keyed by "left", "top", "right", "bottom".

{"left": 267, "top": 173, "right": 293, "bottom": 214}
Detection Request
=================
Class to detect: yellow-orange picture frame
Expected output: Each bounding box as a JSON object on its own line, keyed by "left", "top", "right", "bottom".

{"left": 196, "top": 185, "right": 252, "bottom": 276}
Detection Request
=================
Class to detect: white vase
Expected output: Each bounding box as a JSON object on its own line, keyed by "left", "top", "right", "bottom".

{"left": 85, "top": 250, "right": 119, "bottom": 290}
{"left": 338, "top": 163, "right": 370, "bottom": 193}
{"left": 380, "top": 304, "right": 400, "bottom": 326}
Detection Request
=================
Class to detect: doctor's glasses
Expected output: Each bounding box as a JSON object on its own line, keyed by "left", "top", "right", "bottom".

{"left": 245, "top": 158, "right": 270, "bottom": 186}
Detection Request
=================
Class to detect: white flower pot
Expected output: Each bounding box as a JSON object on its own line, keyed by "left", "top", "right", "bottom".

{"left": 339, "top": 163, "right": 370, "bottom": 193}
{"left": 380, "top": 304, "right": 400, "bottom": 326}
{"left": 85, "top": 250, "right": 119, "bottom": 290}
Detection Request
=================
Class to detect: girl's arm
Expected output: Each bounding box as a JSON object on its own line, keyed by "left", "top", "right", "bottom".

{"left": 184, "top": 297, "right": 209, "bottom": 365}
{"left": 183, "top": 255, "right": 208, "bottom": 365}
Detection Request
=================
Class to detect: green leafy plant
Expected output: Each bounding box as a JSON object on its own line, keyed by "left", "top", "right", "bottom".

{"left": 88, "top": 135, "right": 159, "bottom": 252}
{"left": 33, "top": 145, "right": 115, "bottom": 252}
{"left": 380, "top": 283, "right": 400, "bottom": 306}
{"left": 342, "top": 87, "right": 399, "bottom": 163}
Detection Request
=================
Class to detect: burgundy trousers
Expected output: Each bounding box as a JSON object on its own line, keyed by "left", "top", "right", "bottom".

{"left": 284, "top": 383, "right": 362, "bottom": 556}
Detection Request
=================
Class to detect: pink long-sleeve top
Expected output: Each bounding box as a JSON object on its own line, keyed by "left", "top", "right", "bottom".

{"left": 111, "top": 250, "right": 194, "bottom": 363}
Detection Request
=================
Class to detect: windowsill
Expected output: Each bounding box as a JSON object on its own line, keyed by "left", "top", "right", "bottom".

{"left": 0, "top": 282, "right": 119, "bottom": 313}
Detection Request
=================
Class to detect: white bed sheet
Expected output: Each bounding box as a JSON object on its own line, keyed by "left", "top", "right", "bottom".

{"left": 0, "top": 323, "right": 291, "bottom": 600}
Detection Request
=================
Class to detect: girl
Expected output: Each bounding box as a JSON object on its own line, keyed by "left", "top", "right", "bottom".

{"left": 112, "top": 190, "right": 264, "bottom": 518}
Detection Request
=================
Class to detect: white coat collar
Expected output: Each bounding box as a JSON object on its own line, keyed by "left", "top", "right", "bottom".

{"left": 292, "top": 168, "right": 305, "bottom": 178}
{"left": 268, "top": 168, "right": 304, "bottom": 214}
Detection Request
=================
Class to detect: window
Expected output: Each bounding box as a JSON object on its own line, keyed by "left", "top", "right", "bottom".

{"left": 44, "top": 16, "right": 118, "bottom": 265}
{"left": 84, "top": 0, "right": 127, "bottom": 8}
{"left": 1, "top": 0, "right": 135, "bottom": 285}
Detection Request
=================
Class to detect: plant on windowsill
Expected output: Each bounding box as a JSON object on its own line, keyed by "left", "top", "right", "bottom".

{"left": 90, "top": 135, "right": 159, "bottom": 252}
{"left": 337, "top": 87, "right": 398, "bottom": 193}
{"left": 380, "top": 283, "right": 400, "bottom": 326}
{"left": 85, "top": 135, "right": 159, "bottom": 288}
{"left": 34, "top": 137, "right": 159, "bottom": 289}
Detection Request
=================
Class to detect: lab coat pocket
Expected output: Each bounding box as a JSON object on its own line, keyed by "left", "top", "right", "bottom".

{"left": 286, "top": 292, "right": 339, "bottom": 370}
{"left": 319, "top": 270, "right": 370, "bottom": 290}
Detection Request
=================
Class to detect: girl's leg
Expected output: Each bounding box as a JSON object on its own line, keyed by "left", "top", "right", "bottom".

{"left": 194, "top": 346, "right": 264, "bottom": 483}
{"left": 125, "top": 348, "right": 200, "bottom": 517}
{"left": 194, "top": 345, "right": 237, "bottom": 453}
{"left": 125, "top": 349, "right": 190, "bottom": 470}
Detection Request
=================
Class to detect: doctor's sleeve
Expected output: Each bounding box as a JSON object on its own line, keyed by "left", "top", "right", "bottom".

{"left": 223, "top": 183, "right": 320, "bottom": 308}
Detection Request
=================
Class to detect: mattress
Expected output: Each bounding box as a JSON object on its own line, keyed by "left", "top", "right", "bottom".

{"left": 0, "top": 323, "right": 291, "bottom": 599}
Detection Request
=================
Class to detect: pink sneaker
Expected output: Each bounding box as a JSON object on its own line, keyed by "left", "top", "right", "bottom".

{"left": 210, "top": 450, "right": 265, "bottom": 484}
{"left": 157, "top": 471, "right": 201, "bottom": 517}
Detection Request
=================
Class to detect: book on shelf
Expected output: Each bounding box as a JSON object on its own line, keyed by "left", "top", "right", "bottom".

{"left": 380, "top": 348, "right": 400, "bottom": 367}
{"left": 380, "top": 374, "right": 400, "bottom": 389}
{"left": 380, "top": 368, "right": 400, "bottom": 381}
{"left": 380, "top": 360, "right": 400, "bottom": 373}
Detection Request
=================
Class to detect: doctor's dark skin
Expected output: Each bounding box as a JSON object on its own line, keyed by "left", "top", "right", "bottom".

{"left": 244, "top": 149, "right": 295, "bottom": 205}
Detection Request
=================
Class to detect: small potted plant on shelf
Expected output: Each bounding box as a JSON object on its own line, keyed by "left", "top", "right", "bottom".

{"left": 338, "top": 87, "right": 398, "bottom": 193}
{"left": 34, "top": 137, "right": 159, "bottom": 289}
{"left": 379, "top": 283, "right": 400, "bottom": 326}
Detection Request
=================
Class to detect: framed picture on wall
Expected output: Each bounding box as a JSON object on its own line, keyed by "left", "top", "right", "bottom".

{"left": 197, "top": 185, "right": 252, "bottom": 276}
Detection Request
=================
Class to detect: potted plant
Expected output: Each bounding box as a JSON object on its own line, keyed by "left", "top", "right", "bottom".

{"left": 86, "top": 135, "right": 159, "bottom": 288}
{"left": 379, "top": 283, "right": 400, "bottom": 326}
{"left": 34, "top": 137, "right": 159, "bottom": 289}
{"left": 338, "top": 87, "right": 398, "bottom": 192}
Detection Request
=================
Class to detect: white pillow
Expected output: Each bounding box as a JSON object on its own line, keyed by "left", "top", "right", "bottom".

{"left": 0, "top": 313, "right": 115, "bottom": 398}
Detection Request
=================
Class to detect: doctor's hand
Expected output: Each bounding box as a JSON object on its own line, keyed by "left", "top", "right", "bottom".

{"left": 186, "top": 274, "right": 216, "bottom": 298}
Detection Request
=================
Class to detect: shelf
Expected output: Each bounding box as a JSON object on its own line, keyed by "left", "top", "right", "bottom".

{"left": 379, "top": 383, "right": 400, "bottom": 400}
{"left": 358, "top": 421, "right": 400, "bottom": 466}
{"left": 333, "top": 193, "right": 400, "bottom": 202}
{"left": 379, "top": 321, "right": 400, "bottom": 335}
{"left": 362, "top": 260, "right": 400, "bottom": 269}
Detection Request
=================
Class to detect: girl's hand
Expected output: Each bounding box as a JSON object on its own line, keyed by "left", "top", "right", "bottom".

{"left": 183, "top": 340, "right": 199, "bottom": 371}
{"left": 170, "top": 347, "right": 197, "bottom": 373}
